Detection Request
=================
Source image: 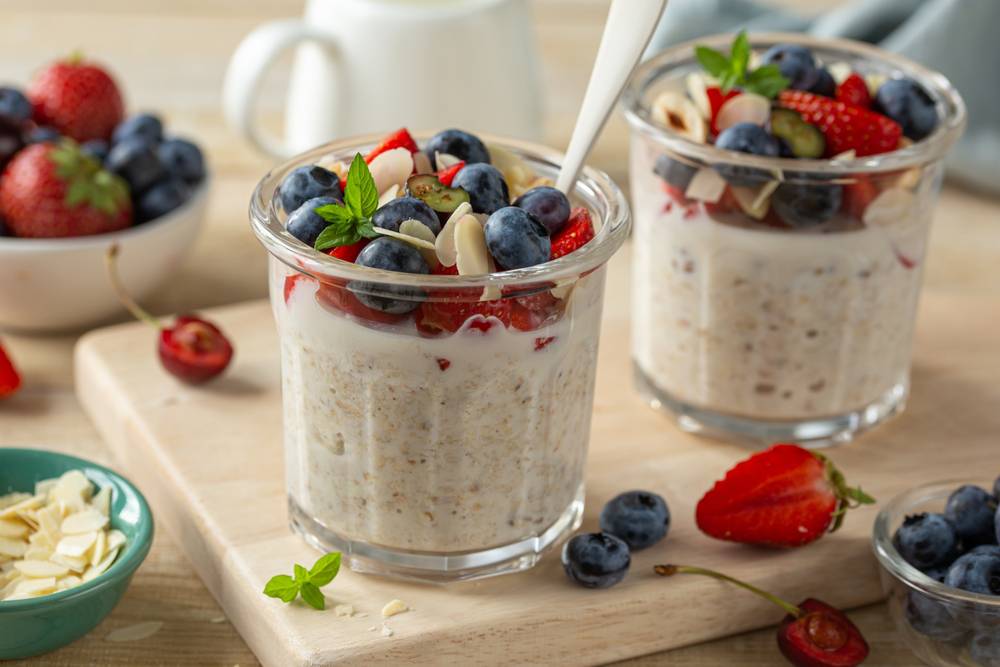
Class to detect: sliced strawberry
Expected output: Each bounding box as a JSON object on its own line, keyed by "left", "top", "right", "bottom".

{"left": 778, "top": 90, "right": 901, "bottom": 157}
{"left": 326, "top": 238, "right": 369, "bottom": 263}
{"left": 695, "top": 444, "right": 874, "bottom": 548}
{"left": 0, "top": 341, "right": 21, "bottom": 398}
{"left": 509, "top": 289, "right": 565, "bottom": 332}
{"left": 836, "top": 73, "right": 871, "bottom": 109}
{"left": 339, "top": 176, "right": 347, "bottom": 192}
{"left": 703, "top": 187, "right": 740, "bottom": 217}
{"left": 365, "top": 128, "right": 419, "bottom": 164}
{"left": 436, "top": 160, "right": 465, "bottom": 187}
{"left": 533, "top": 336, "right": 556, "bottom": 351}
{"left": 316, "top": 282, "right": 406, "bottom": 325}
{"left": 842, "top": 175, "right": 878, "bottom": 221}
{"left": 550, "top": 207, "right": 595, "bottom": 260}
{"left": 706, "top": 87, "right": 740, "bottom": 136}
{"left": 283, "top": 274, "right": 311, "bottom": 304}
{"left": 432, "top": 263, "right": 458, "bottom": 276}
{"left": 416, "top": 297, "right": 511, "bottom": 336}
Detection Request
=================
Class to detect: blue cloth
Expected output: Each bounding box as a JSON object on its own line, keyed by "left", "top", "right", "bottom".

{"left": 646, "top": 0, "right": 996, "bottom": 194}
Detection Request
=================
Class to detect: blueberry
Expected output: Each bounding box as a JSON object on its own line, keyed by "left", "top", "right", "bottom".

{"left": 760, "top": 44, "right": 820, "bottom": 91}
{"left": 372, "top": 196, "right": 440, "bottom": 235}
{"left": 771, "top": 180, "right": 843, "bottom": 228}
{"left": 24, "top": 126, "right": 60, "bottom": 144}
{"left": 424, "top": 128, "right": 491, "bottom": 165}
{"left": 894, "top": 513, "right": 960, "bottom": 570}
{"left": 561, "top": 532, "right": 630, "bottom": 589}
{"left": 971, "top": 633, "right": 1000, "bottom": 667}
{"left": 80, "top": 139, "right": 109, "bottom": 163}
{"left": 923, "top": 565, "right": 949, "bottom": 582}
{"left": 483, "top": 207, "right": 550, "bottom": 269}
{"left": 0, "top": 118, "right": 23, "bottom": 168}
{"left": 278, "top": 165, "right": 343, "bottom": 214}
{"left": 285, "top": 196, "right": 340, "bottom": 247}
{"left": 993, "top": 476, "right": 999, "bottom": 501}
{"left": 599, "top": 490, "right": 670, "bottom": 551}
{"left": 0, "top": 87, "right": 31, "bottom": 124}
{"left": 944, "top": 549, "right": 1000, "bottom": 595}
{"left": 351, "top": 237, "right": 429, "bottom": 315}
{"left": 873, "top": 78, "right": 938, "bottom": 141}
{"left": 106, "top": 137, "right": 167, "bottom": 194}
{"left": 946, "top": 485, "right": 998, "bottom": 548}
{"left": 112, "top": 113, "right": 163, "bottom": 146}
{"left": 136, "top": 178, "right": 191, "bottom": 222}
{"left": 158, "top": 138, "right": 205, "bottom": 185}
{"left": 714, "top": 123, "right": 780, "bottom": 186}
{"left": 653, "top": 155, "right": 697, "bottom": 191}
{"left": 809, "top": 68, "right": 836, "bottom": 97}
{"left": 513, "top": 186, "right": 570, "bottom": 235}
{"left": 904, "top": 590, "right": 968, "bottom": 642}
{"left": 452, "top": 163, "right": 510, "bottom": 214}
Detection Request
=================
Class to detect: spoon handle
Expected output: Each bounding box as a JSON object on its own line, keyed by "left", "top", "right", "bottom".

{"left": 556, "top": 0, "right": 669, "bottom": 193}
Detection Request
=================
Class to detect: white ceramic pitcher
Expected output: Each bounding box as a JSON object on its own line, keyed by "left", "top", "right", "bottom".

{"left": 223, "top": 0, "right": 543, "bottom": 159}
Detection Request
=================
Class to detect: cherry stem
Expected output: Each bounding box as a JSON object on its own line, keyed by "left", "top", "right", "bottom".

{"left": 653, "top": 564, "right": 802, "bottom": 618}
{"left": 105, "top": 244, "right": 161, "bottom": 330}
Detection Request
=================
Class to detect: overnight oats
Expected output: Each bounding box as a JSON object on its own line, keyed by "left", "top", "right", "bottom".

{"left": 623, "top": 33, "right": 965, "bottom": 446}
{"left": 250, "top": 128, "right": 629, "bottom": 581}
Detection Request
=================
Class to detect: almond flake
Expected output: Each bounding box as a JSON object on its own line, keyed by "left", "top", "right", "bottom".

{"left": 34, "top": 478, "right": 58, "bottom": 498}
{"left": 0, "top": 519, "right": 28, "bottom": 539}
{"left": 412, "top": 151, "right": 433, "bottom": 175}
{"left": 0, "top": 494, "right": 46, "bottom": 520}
{"left": 399, "top": 219, "right": 439, "bottom": 269}
{"left": 865, "top": 73, "right": 887, "bottom": 97}
{"left": 369, "top": 148, "right": 414, "bottom": 196}
{"left": 23, "top": 546, "right": 53, "bottom": 561}
{"left": 57, "top": 532, "right": 98, "bottom": 558}
{"left": 685, "top": 72, "right": 712, "bottom": 119}
{"left": 730, "top": 180, "right": 779, "bottom": 220}
{"left": 381, "top": 599, "right": 409, "bottom": 618}
{"left": 59, "top": 574, "right": 82, "bottom": 590}
{"left": 0, "top": 493, "right": 31, "bottom": 510}
{"left": 831, "top": 149, "right": 856, "bottom": 162}
{"left": 685, "top": 168, "right": 727, "bottom": 203}
{"left": 373, "top": 226, "right": 436, "bottom": 251}
{"left": 435, "top": 202, "right": 472, "bottom": 267}
{"left": 891, "top": 166, "right": 922, "bottom": 191}
{"left": 716, "top": 93, "right": 770, "bottom": 133}
{"left": 434, "top": 151, "right": 461, "bottom": 171}
{"left": 11, "top": 576, "right": 56, "bottom": 598}
{"left": 828, "top": 61, "right": 853, "bottom": 85}
{"left": 14, "top": 559, "right": 69, "bottom": 578}
{"left": 863, "top": 188, "right": 916, "bottom": 228}
{"left": 92, "top": 486, "right": 112, "bottom": 518}
{"left": 61, "top": 509, "right": 108, "bottom": 535}
{"left": 487, "top": 144, "right": 533, "bottom": 191}
{"left": 50, "top": 552, "right": 88, "bottom": 573}
{"left": 105, "top": 621, "right": 164, "bottom": 643}
{"left": 377, "top": 184, "right": 400, "bottom": 208}
{"left": 454, "top": 215, "right": 490, "bottom": 276}
{"left": 0, "top": 536, "right": 27, "bottom": 558}
{"left": 106, "top": 530, "right": 126, "bottom": 552}
{"left": 84, "top": 547, "right": 120, "bottom": 581}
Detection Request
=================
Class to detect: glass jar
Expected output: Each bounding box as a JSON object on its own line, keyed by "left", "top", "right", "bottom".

{"left": 250, "top": 134, "right": 629, "bottom": 581}
{"left": 623, "top": 34, "right": 966, "bottom": 447}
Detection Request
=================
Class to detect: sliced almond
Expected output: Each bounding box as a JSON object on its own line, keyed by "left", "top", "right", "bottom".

{"left": 828, "top": 61, "right": 853, "bottom": 85}
{"left": 369, "top": 148, "right": 414, "bottom": 196}
{"left": 106, "top": 530, "right": 127, "bottom": 553}
{"left": 12, "top": 576, "right": 56, "bottom": 597}
{"left": 454, "top": 215, "right": 490, "bottom": 276}
{"left": 377, "top": 184, "right": 400, "bottom": 208}
{"left": 50, "top": 552, "right": 88, "bottom": 573}
{"left": 435, "top": 202, "right": 472, "bottom": 267}
{"left": 685, "top": 168, "right": 727, "bottom": 203}
{"left": 90, "top": 529, "right": 107, "bottom": 567}
{"left": 715, "top": 93, "right": 770, "bottom": 133}
{"left": 381, "top": 598, "right": 409, "bottom": 618}
{"left": 891, "top": 167, "right": 923, "bottom": 191}
{"left": 372, "top": 226, "right": 436, "bottom": 251}
{"left": 399, "top": 219, "right": 439, "bottom": 269}
{"left": 487, "top": 143, "right": 533, "bottom": 191}
{"left": 865, "top": 73, "right": 887, "bottom": 98}
{"left": 0, "top": 493, "right": 31, "bottom": 511}
{"left": 83, "top": 547, "right": 120, "bottom": 581}
{"left": 14, "top": 559, "right": 69, "bottom": 578}
{"left": 0, "top": 536, "right": 27, "bottom": 558}
{"left": 57, "top": 532, "right": 98, "bottom": 558}
{"left": 730, "top": 180, "right": 779, "bottom": 220}
{"left": 34, "top": 478, "right": 58, "bottom": 498}
{"left": 650, "top": 91, "right": 707, "bottom": 143}
{"left": 685, "top": 72, "right": 712, "bottom": 119}
{"left": 23, "top": 546, "right": 52, "bottom": 561}
{"left": 863, "top": 188, "right": 916, "bottom": 228}
{"left": 831, "top": 149, "right": 856, "bottom": 162}
{"left": 550, "top": 278, "right": 576, "bottom": 301}
{"left": 412, "top": 151, "right": 433, "bottom": 175}
{"left": 0, "top": 519, "right": 28, "bottom": 539}
{"left": 0, "top": 494, "right": 46, "bottom": 520}
{"left": 36, "top": 504, "right": 61, "bottom": 542}
{"left": 91, "top": 486, "right": 112, "bottom": 518}
{"left": 28, "top": 529, "right": 53, "bottom": 549}
{"left": 61, "top": 509, "right": 108, "bottom": 535}
{"left": 434, "top": 151, "right": 461, "bottom": 171}
{"left": 104, "top": 621, "right": 163, "bottom": 643}
{"left": 58, "top": 574, "right": 82, "bottom": 590}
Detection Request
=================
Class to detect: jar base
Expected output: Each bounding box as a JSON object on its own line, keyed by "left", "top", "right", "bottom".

{"left": 633, "top": 362, "right": 908, "bottom": 448}
{"left": 288, "top": 485, "right": 584, "bottom": 583}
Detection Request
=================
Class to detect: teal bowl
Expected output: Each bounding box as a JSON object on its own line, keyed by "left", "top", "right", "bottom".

{"left": 0, "top": 448, "right": 154, "bottom": 659}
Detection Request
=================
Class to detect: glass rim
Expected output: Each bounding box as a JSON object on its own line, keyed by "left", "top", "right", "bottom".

{"left": 249, "top": 132, "right": 630, "bottom": 291}
{"left": 871, "top": 479, "right": 1000, "bottom": 608}
{"left": 622, "top": 32, "right": 967, "bottom": 175}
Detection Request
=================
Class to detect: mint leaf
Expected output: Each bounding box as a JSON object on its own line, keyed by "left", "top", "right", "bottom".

{"left": 345, "top": 153, "right": 379, "bottom": 219}
{"left": 316, "top": 226, "right": 362, "bottom": 251}
{"left": 299, "top": 582, "right": 325, "bottom": 610}
{"left": 730, "top": 31, "right": 750, "bottom": 79}
{"left": 745, "top": 65, "right": 790, "bottom": 99}
{"left": 263, "top": 575, "right": 300, "bottom": 603}
{"left": 315, "top": 202, "right": 354, "bottom": 226}
{"left": 314, "top": 203, "right": 364, "bottom": 251}
{"left": 308, "top": 553, "right": 341, "bottom": 587}
{"left": 694, "top": 46, "right": 729, "bottom": 78}
{"left": 293, "top": 563, "right": 309, "bottom": 583}
{"left": 356, "top": 217, "right": 378, "bottom": 240}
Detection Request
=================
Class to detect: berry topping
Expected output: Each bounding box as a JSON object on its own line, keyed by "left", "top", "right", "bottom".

{"left": 326, "top": 238, "right": 368, "bottom": 263}
{"left": 696, "top": 444, "right": 875, "bottom": 548}
{"left": 352, "top": 237, "right": 429, "bottom": 314}
{"left": 893, "top": 513, "right": 960, "bottom": 570}
{"left": 112, "top": 113, "right": 163, "bottom": 147}
{"left": 372, "top": 195, "right": 441, "bottom": 235}
{"left": 778, "top": 89, "right": 902, "bottom": 157}
{"left": 0, "top": 341, "right": 21, "bottom": 398}
{"left": 286, "top": 196, "right": 341, "bottom": 247}
{"left": 364, "top": 127, "right": 418, "bottom": 163}
{"left": 904, "top": 590, "right": 966, "bottom": 641}
{"left": 424, "top": 128, "right": 490, "bottom": 165}
{"left": 653, "top": 155, "right": 697, "bottom": 191}
{"left": 599, "top": 490, "right": 670, "bottom": 551}
{"left": 513, "top": 186, "right": 571, "bottom": 235}
{"left": 105, "top": 136, "right": 167, "bottom": 194}
{"left": 435, "top": 160, "right": 465, "bottom": 187}
{"left": 873, "top": 78, "right": 938, "bottom": 141}
{"left": 835, "top": 73, "right": 871, "bottom": 109}
{"left": 714, "top": 122, "right": 781, "bottom": 185}
{"left": 0, "top": 87, "right": 31, "bottom": 125}
{"left": 483, "top": 207, "right": 550, "bottom": 270}
{"left": 416, "top": 296, "right": 511, "bottom": 336}
{"left": 761, "top": 44, "right": 820, "bottom": 92}
{"left": 158, "top": 138, "right": 206, "bottom": 185}
{"left": 944, "top": 548, "right": 1000, "bottom": 595}
{"left": 809, "top": 68, "right": 836, "bottom": 97}
{"left": 769, "top": 108, "right": 825, "bottom": 159}
{"left": 136, "top": 177, "right": 191, "bottom": 222}
{"left": 561, "top": 533, "right": 631, "bottom": 589}
{"left": 278, "top": 165, "right": 343, "bottom": 214}
{"left": 771, "top": 180, "right": 843, "bottom": 228}
{"left": 405, "top": 175, "right": 469, "bottom": 222}
{"left": 550, "top": 206, "right": 595, "bottom": 259}
{"left": 27, "top": 56, "right": 125, "bottom": 142}
{"left": 451, "top": 163, "right": 510, "bottom": 214}
{"left": 944, "top": 485, "right": 998, "bottom": 548}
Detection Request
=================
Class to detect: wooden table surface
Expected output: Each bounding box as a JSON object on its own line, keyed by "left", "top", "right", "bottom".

{"left": 1, "top": 1, "right": 996, "bottom": 665}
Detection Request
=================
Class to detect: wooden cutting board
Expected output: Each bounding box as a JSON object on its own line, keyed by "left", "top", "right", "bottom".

{"left": 73, "top": 250, "right": 1000, "bottom": 667}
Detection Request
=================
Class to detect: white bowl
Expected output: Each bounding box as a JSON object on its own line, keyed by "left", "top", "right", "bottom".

{"left": 0, "top": 180, "right": 209, "bottom": 333}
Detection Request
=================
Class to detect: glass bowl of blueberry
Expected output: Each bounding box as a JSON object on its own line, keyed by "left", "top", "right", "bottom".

{"left": 872, "top": 479, "right": 1000, "bottom": 666}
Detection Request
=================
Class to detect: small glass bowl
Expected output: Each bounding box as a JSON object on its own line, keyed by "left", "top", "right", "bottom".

{"left": 872, "top": 480, "right": 1000, "bottom": 666}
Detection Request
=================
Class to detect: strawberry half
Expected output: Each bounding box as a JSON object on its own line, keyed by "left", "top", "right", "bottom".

{"left": 316, "top": 281, "right": 406, "bottom": 326}
{"left": 0, "top": 341, "right": 21, "bottom": 398}
{"left": 842, "top": 175, "right": 878, "bottom": 222}
{"left": 28, "top": 56, "right": 124, "bottom": 142}
{"left": 706, "top": 87, "right": 740, "bottom": 136}
{"left": 436, "top": 160, "right": 465, "bottom": 187}
{"left": 365, "top": 128, "right": 419, "bottom": 164}
{"left": 696, "top": 444, "right": 875, "bottom": 548}
{"left": 836, "top": 73, "right": 871, "bottom": 109}
{"left": 326, "top": 238, "right": 369, "bottom": 263}
{"left": 778, "top": 90, "right": 901, "bottom": 157}
{"left": 416, "top": 296, "right": 511, "bottom": 335}
{"left": 550, "top": 207, "right": 595, "bottom": 259}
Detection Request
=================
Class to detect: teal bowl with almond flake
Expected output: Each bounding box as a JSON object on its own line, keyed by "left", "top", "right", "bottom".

{"left": 0, "top": 448, "right": 154, "bottom": 659}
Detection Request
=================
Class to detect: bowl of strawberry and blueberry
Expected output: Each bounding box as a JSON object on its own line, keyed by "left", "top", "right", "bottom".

{"left": 623, "top": 33, "right": 966, "bottom": 447}
{"left": 0, "top": 55, "right": 208, "bottom": 331}
{"left": 874, "top": 478, "right": 1000, "bottom": 666}
{"left": 249, "top": 128, "right": 629, "bottom": 581}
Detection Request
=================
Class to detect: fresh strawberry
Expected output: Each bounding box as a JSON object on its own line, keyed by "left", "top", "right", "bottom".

{"left": 365, "top": 128, "right": 419, "bottom": 164}
{"left": 0, "top": 341, "right": 21, "bottom": 398}
{"left": 0, "top": 142, "right": 131, "bottom": 238}
{"left": 509, "top": 289, "right": 565, "bottom": 332}
{"left": 696, "top": 444, "right": 875, "bottom": 548}
{"left": 778, "top": 90, "right": 901, "bottom": 157}
{"left": 315, "top": 281, "right": 406, "bottom": 325}
{"left": 836, "top": 73, "right": 871, "bottom": 109}
{"left": 842, "top": 175, "right": 878, "bottom": 221}
{"left": 326, "top": 238, "right": 369, "bottom": 263}
{"left": 27, "top": 56, "right": 124, "bottom": 142}
{"left": 283, "top": 274, "right": 310, "bottom": 304}
{"left": 550, "top": 207, "right": 595, "bottom": 259}
{"left": 436, "top": 160, "right": 465, "bottom": 187}
{"left": 706, "top": 87, "right": 740, "bottom": 136}
{"left": 416, "top": 296, "right": 511, "bottom": 336}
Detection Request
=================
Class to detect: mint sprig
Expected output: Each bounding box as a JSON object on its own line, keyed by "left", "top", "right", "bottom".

{"left": 314, "top": 153, "right": 381, "bottom": 251}
{"left": 695, "top": 31, "right": 789, "bottom": 99}
{"left": 263, "top": 552, "right": 342, "bottom": 610}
